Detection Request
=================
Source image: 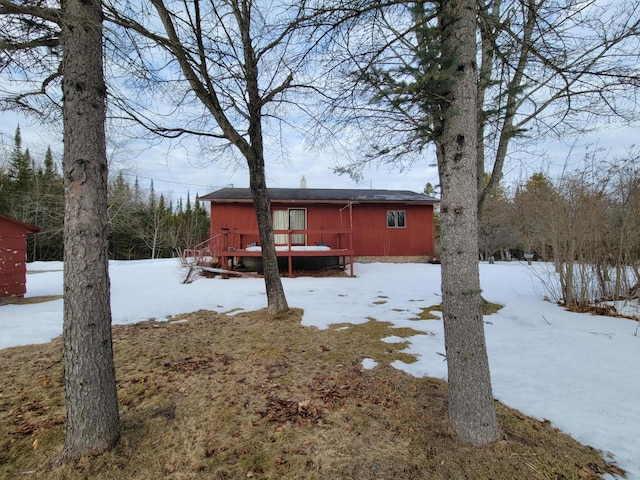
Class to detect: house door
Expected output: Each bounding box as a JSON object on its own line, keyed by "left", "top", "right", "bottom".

{"left": 273, "top": 209, "right": 306, "bottom": 245}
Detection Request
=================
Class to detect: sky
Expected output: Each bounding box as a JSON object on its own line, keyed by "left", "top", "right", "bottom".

{"left": 1, "top": 0, "right": 639, "bottom": 208}
{"left": 2, "top": 106, "right": 637, "bottom": 206}
{"left": 0, "top": 259, "right": 638, "bottom": 479}
{"left": 0, "top": 108, "right": 441, "bottom": 204}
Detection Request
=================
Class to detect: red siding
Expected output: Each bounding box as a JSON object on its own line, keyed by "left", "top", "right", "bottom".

{"left": 211, "top": 203, "right": 261, "bottom": 246}
{"left": 208, "top": 201, "right": 435, "bottom": 257}
{"left": 351, "top": 204, "right": 434, "bottom": 256}
{"left": 0, "top": 216, "right": 39, "bottom": 299}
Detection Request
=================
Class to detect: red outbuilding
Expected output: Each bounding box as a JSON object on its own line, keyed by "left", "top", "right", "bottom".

{"left": 196, "top": 186, "right": 438, "bottom": 276}
{"left": 0, "top": 214, "right": 40, "bottom": 301}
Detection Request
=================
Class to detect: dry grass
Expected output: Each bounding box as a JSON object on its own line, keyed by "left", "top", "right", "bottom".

{"left": 0, "top": 308, "right": 622, "bottom": 480}
{"left": 413, "top": 301, "right": 504, "bottom": 320}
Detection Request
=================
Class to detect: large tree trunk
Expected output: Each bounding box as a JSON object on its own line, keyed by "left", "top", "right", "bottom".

{"left": 435, "top": 0, "right": 501, "bottom": 446}
{"left": 59, "top": 0, "right": 120, "bottom": 461}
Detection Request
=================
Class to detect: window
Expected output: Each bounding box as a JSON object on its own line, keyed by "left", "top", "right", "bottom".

{"left": 273, "top": 208, "right": 307, "bottom": 245}
{"left": 288, "top": 209, "right": 306, "bottom": 245}
{"left": 273, "top": 210, "right": 288, "bottom": 244}
{"left": 387, "top": 210, "right": 406, "bottom": 228}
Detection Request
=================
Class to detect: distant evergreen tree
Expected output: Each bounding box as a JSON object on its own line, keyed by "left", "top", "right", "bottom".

{"left": 184, "top": 191, "right": 192, "bottom": 215}
{"left": 513, "top": 172, "right": 559, "bottom": 260}
{"left": 0, "top": 127, "right": 64, "bottom": 260}
{"left": 8, "top": 126, "right": 33, "bottom": 192}
{"left": 0, "top": 151, "right": 10, "bottom": 214}
{"left": 193, "top": 195, "right": 209, "bottom": 242}
{"left": 105, "top": 173, "right": 209, "bottom": 259}
{"left": 43, "top": 147, "right": 57, "bottom": 179}
{"left": 29, "top": 146, "right": 64, "bottom": 261}
{"left": 108, "top": 172, "right": 140, "bottom": 259}
{"left": 423, "top": 182, "right": 440, "bottom": 198}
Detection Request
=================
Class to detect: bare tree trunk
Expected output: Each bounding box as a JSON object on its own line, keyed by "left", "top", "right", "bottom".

{"left": 59, "top": 0, "right": 120, "bottom": 461}
{"left": 436, "top": 0, "right": 501, "bottom": 446}
{"left": 251, "top": 170, "right": 289, "bottom": 315}
{"left": 242, "top": 2, "right": 289, "bottom": 316}
{"left": 248, "top": 152, "right": 289, "bottom": 315}
{"left": 136, "top": 0, "right": 290, "bottom": 315}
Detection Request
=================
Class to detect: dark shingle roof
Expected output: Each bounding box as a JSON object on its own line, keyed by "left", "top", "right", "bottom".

{"left": 198, "top": 187, "right": 438, "bottom": 204}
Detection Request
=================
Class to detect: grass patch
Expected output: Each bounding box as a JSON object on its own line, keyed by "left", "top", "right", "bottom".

{"left": 412, "top": 304, "right": 442, "bottom": 320}
{"left": 482, "top": 301, "right": 504, "bottom": 316}
{"left": 329, "top": 318, "right": 424, "bottom": 366}
{"left": 412, "top": 301, "right": 503, "bottom": 320}
{"left": 0, "top": 309, "right": 619, "bottom": 479}
{"left": 372, "top": 295, "right": 389, "bottom": 305}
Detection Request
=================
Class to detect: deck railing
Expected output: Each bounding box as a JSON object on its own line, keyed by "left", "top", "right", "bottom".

{"left": 186, "top": 228, "right": 355, "bottom": 276}
{"left": 217, "top": 228, "right": 353, "bottom": 252}
{"left": 184, "top": 233, "right": 223, "bottom": 265}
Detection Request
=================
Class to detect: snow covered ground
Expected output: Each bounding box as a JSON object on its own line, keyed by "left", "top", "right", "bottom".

{"left": 1, "top": 259, "right": 638, "bottom": 479}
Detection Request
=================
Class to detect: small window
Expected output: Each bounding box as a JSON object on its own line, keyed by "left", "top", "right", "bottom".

{"left": 387, "top": 210, "right": 406, "bottom": 228}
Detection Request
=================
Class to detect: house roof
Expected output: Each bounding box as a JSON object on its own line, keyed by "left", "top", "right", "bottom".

{"left": 198, "top": 188, "right": 438, "bottom": 205}
{"left": 0, "top": 213, "right": 41, "bottom": 233}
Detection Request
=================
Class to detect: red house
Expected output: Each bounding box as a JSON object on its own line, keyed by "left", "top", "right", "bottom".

{"left": 0, "top": 214, "right": 40, "bottom": 301}
{"left": 196, "top": 186, "right": 438, "bottom": 276}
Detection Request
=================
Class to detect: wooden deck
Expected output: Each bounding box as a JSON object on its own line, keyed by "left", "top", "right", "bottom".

{"left": 221, "top": 247, "right": 355, "bottom": 277}
{"left": 194, "top": 228, "right": 355, "bottom": 277}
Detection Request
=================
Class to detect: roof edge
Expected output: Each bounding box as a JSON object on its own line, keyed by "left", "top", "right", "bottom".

{"left": 0, "top": 213, "right": 41, "bottom": 233}
{"left": 198, "top": 187, "right": 439, "bottom": 204}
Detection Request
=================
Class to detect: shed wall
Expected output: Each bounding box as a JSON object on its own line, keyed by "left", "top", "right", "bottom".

{"left": 0, "top": 220, "right": 29, "bottom": 298}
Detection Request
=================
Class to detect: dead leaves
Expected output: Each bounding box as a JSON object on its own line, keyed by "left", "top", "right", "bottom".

{"left": 256, "top": 368, "right": 401, "bottom": 431}
{"left": 165, "top": 356, "right": 216, "bottom": 373}
{"left": 260, "top": 396, "right": 323, "bottom": 428}
{"left": 565, "top": 302, "right": 638, "bottom": 321}
{"left": 164, "top": 353, "right": 234, "bottom": 375}
{"left": 575, "top": 461, "right": 626, "bottom": 479}
{"left": 8, "top": 404, "right": 64, "bottom": 436}
{"left": 311, "top": 371, "right": 401, "bottom": 410}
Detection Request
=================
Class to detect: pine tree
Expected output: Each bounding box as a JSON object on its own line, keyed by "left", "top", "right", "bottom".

{"left": 8, "top": 126, "right": 33, "bottom": 192}
{"left": 30, "top": 146, "right": 64, "bottom": 261}
{"left": 43, "top": 146, "right": 57, "bottom": 179}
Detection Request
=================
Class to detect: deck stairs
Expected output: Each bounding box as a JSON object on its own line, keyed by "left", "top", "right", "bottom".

{"left": 182, "top": 234, "right": 262, "bottom": 283}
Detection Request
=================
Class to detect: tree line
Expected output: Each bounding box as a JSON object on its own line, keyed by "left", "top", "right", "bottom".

{"left": 479, "top": 152, "right": 640, "bottom": 308}
{"left": 0, "top": 126, "right": 209, "bottom": 261}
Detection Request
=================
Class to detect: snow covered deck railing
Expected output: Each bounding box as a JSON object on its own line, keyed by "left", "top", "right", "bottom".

{"left": 247, "top": 246, "right": 332, "bottom": 252}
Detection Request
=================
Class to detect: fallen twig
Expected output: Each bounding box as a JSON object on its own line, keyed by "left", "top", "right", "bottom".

{"left": 587, "top": 331, "right": 614, "bottom": 339}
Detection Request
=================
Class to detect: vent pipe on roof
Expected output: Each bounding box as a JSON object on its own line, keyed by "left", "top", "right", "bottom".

{"left": 300, "top": 175, "right": 307, "bottom": 188}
